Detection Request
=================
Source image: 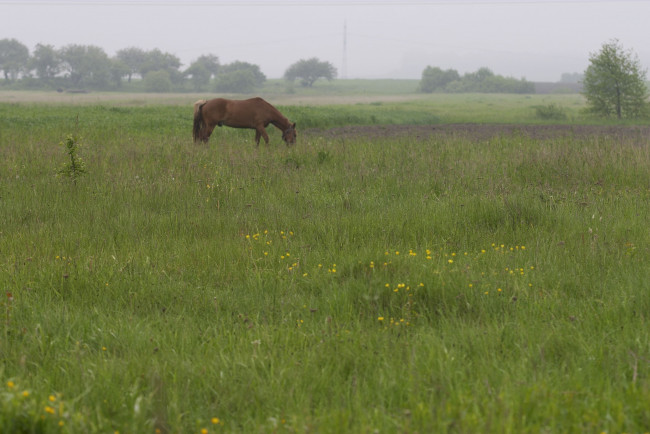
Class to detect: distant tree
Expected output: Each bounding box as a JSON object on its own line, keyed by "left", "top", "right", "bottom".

{"left": 116, "top": 47, "right": 147, "bottom": 82}
{"left": 109, "top": 57, "right": 130, "bottom": 88}
{"left": 140, "top": 49, "right": 182, "bottom": 83}
{"left": 31, "top": 43, "right": 60, "bottom": 81}
{"left": 186, "top": 54, "right": 220, "bottom": 91}
{"left": 463, "top": 67, "right": 495, "bottom": 84}
{"left": 284, "top": 58, "right": 337, "bottom": 87}
{"left": 419, "top": 65, "right": 534, "bottom": 94}
{"left": 583, "top": 39, "right": 648, "bottom": 119}
{"left": 0, "top": 38, "right": 30, "bottom": 81}
{"left": 215, "top": 69, "right": 257, "bottom": 93}
{"left": 418, "top": 66, "right": 459, "bottom": 93}
{"left": 560, "top": 72, "right": 583, "bottom": 83}
{"left": 220, "top": 61, "right": 265, "bottom": 86}
{"left": 143, "top": 70, "right": 172, "bottom": 92}
{"left": 58, "top": 44, "right": 111, "bottom": 88}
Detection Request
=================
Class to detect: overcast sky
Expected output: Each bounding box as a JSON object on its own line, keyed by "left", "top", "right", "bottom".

{"left": 1, "top": 0, "right": 649, "bottom": 82}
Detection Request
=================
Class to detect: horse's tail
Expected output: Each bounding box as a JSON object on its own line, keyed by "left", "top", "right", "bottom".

{"left": 192, "top": 100, "right": 207, "bottom": 142}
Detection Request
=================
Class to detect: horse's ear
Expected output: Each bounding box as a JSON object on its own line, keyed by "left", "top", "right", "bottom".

{"left": 292, "top": 122, "right": 296, "bottom": 128}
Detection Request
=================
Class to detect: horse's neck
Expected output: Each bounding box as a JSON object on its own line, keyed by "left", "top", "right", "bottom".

{"left": 270, "top": 113, "right": 290, "bottom": 131}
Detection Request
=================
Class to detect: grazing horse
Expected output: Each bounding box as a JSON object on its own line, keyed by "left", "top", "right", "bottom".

{"left": 193, "top": 97, "right": 297, "bottom": 146}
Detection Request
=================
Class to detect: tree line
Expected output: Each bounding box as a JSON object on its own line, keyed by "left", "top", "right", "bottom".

{"left": 1, "top": 38, "right": 647, "bottom": 119}
{"left": 0, "top": 39, "right": 338, "bottom": 93}
{"left": 418, "top": 66, "right": 534, "bottom": 94}
{"left": 419, "top": 40, "right": 648, "bottom": 119}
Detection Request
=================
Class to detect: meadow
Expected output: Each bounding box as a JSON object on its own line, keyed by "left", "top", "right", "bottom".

{"left": 1, "top": 88, "right": 649, "bottom": 433}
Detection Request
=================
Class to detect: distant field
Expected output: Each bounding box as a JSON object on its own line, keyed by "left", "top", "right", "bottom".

{"left": 1, "top": 92, "right": 649, "bottom": 433}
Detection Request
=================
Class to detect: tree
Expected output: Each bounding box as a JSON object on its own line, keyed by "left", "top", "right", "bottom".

{"left": 418, "top": 66, "right": 533, "bottom": 94}
{"left": 220, "top": 61, "right": 265, "bottom": 86}
{"left": 58, "top": 44, "right": 111, "bottom": 88}
{"left": 31, "top": 44, "right": 60, "bottom": 81}
{"left": 186, "top": 54, "right": 220, "bottom": 91}
{"left": 418, "top": 66, "right": 459, "bottom": 93}
{"left": 140, "top": 49, "right": 182, "bottom": 83}
{"left": 109, "top": 58, "right": 130, "bottom": 88}
{"left": 284, "top": 58, "right": 337, "bottom": 87}
{"left": 0, "top": 38, "right": 29, "bottom": 81}
{"left": 214, "top": 69, "right": 257, "bottom": 93}
{"left": 116, "top": 47, "right": 147, "bottom": 82}
{"left": 560, "top": 72, "right": 583, "bottom": 84}
{"left": 143, "top": 70, "right": 172, "bottom": 92}
{"left": 583, "top": 39, "right": 648, "bottom": 119}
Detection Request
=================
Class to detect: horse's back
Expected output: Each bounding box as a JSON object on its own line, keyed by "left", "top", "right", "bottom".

{"left": 201, "top": 97, "right": 283, "bottom": 129}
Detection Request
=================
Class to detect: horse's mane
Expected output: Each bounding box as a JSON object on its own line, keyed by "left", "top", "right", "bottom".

{"left": 192, "top": 100, "right": 207, "bottom": 142}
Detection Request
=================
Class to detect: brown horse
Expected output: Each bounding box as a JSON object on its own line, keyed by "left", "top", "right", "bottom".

{"left": 193, "top": 97, "right": 296, "bottom": 146}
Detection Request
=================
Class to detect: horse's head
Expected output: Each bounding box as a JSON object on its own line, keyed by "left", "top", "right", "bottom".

{"left": 282, "top": 122, "right": 297, "bottom": 145}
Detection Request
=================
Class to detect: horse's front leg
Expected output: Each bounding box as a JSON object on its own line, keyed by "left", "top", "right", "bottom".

{"left": 255, "top": 128, "right": 270, "bottom": 146}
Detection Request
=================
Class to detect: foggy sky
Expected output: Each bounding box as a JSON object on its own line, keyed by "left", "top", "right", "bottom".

{"left": 1, "top": 0, "right": 649, "bottom": 82}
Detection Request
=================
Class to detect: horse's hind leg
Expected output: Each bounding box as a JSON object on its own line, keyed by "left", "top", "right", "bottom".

{"left": 202, "top": 124, "right": 216, "bottom": 143}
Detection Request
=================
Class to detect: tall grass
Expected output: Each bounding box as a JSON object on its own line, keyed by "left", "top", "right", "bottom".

{"left": 1, "top": 97, "right": 649, "bottom": 432}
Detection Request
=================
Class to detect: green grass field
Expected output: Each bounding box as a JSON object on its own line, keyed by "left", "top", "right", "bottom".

{"left": 1, "top": 89, "right": 649, "bottom": 433}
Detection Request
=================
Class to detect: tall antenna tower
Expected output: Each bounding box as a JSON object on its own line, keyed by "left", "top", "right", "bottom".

{"left": 342, "top": 20, "right": 348, "bottom": 79}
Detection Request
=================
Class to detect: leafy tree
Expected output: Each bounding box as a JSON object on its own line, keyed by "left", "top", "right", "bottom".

{"left": 140, "top": 49, "right": 182, "bottom": 83}
{"left": 220, "top": 61, "right": 265, "bottom": 86}
{"left": 418, "top": 66, "right": 459, "bottom": 93}
{"left": 143, "top": 70, "right": 172, "bottom": 92}
{"left": 0, "top": 38, "right": 30, "bottom": 81}
{"left": 214, "top": 70, "right": 257, "bottom": 93}
{"left": 463, "top": 67, "right": 495, "bottom": 85}
{"left": 31, "top": 44, "right": 60, "bottom": 81}
{"left": 186, "top": 54, "right": 220, "bottom": 91}
{"left": 58, "top": 44, "right": 111, "bottom": 88}
{"left": 116, "top": 47, "right": 147, "bottom": 82}
{"left": 423, "top": 66, "right": 533, "bottom": 94}
{"left": 109, "top": 58, "right": 130, "bottom": 88}
{"left": 583, "top": 39, "right": 648, "bottom": 119}
{"left": 560, "top": 72, "right": 583, "bottom": 83}
{"left": 284, "top": 58, "right": 337, "bottom": 87}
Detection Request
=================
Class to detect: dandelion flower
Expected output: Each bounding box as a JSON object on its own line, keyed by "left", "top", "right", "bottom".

{"left": 7, "top": 381, "right": 14, "bottom": 389}
{"left": 378, "top": 317, "right": 384, "bottom": 321}
{"left": 212, "top": 417, "right": 220, "bottom": 424}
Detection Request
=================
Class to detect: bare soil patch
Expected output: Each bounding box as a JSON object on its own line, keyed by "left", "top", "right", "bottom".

{"left": 307, "top": 124, "right": 650, "bottom": 144}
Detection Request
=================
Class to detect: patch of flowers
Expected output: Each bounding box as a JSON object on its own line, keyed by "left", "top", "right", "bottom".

{"left": 243, "top": 231, "right": 537, "bottom": 327}
{"left": 1, "top": 380, "right": 67, "bottom": 432}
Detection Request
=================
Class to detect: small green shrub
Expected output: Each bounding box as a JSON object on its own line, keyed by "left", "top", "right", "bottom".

{"left": 56, "top": 134, "right": 86, "bottom": 183}
{"left": 534, "top": 103, "right": 568, "bottom": 120}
